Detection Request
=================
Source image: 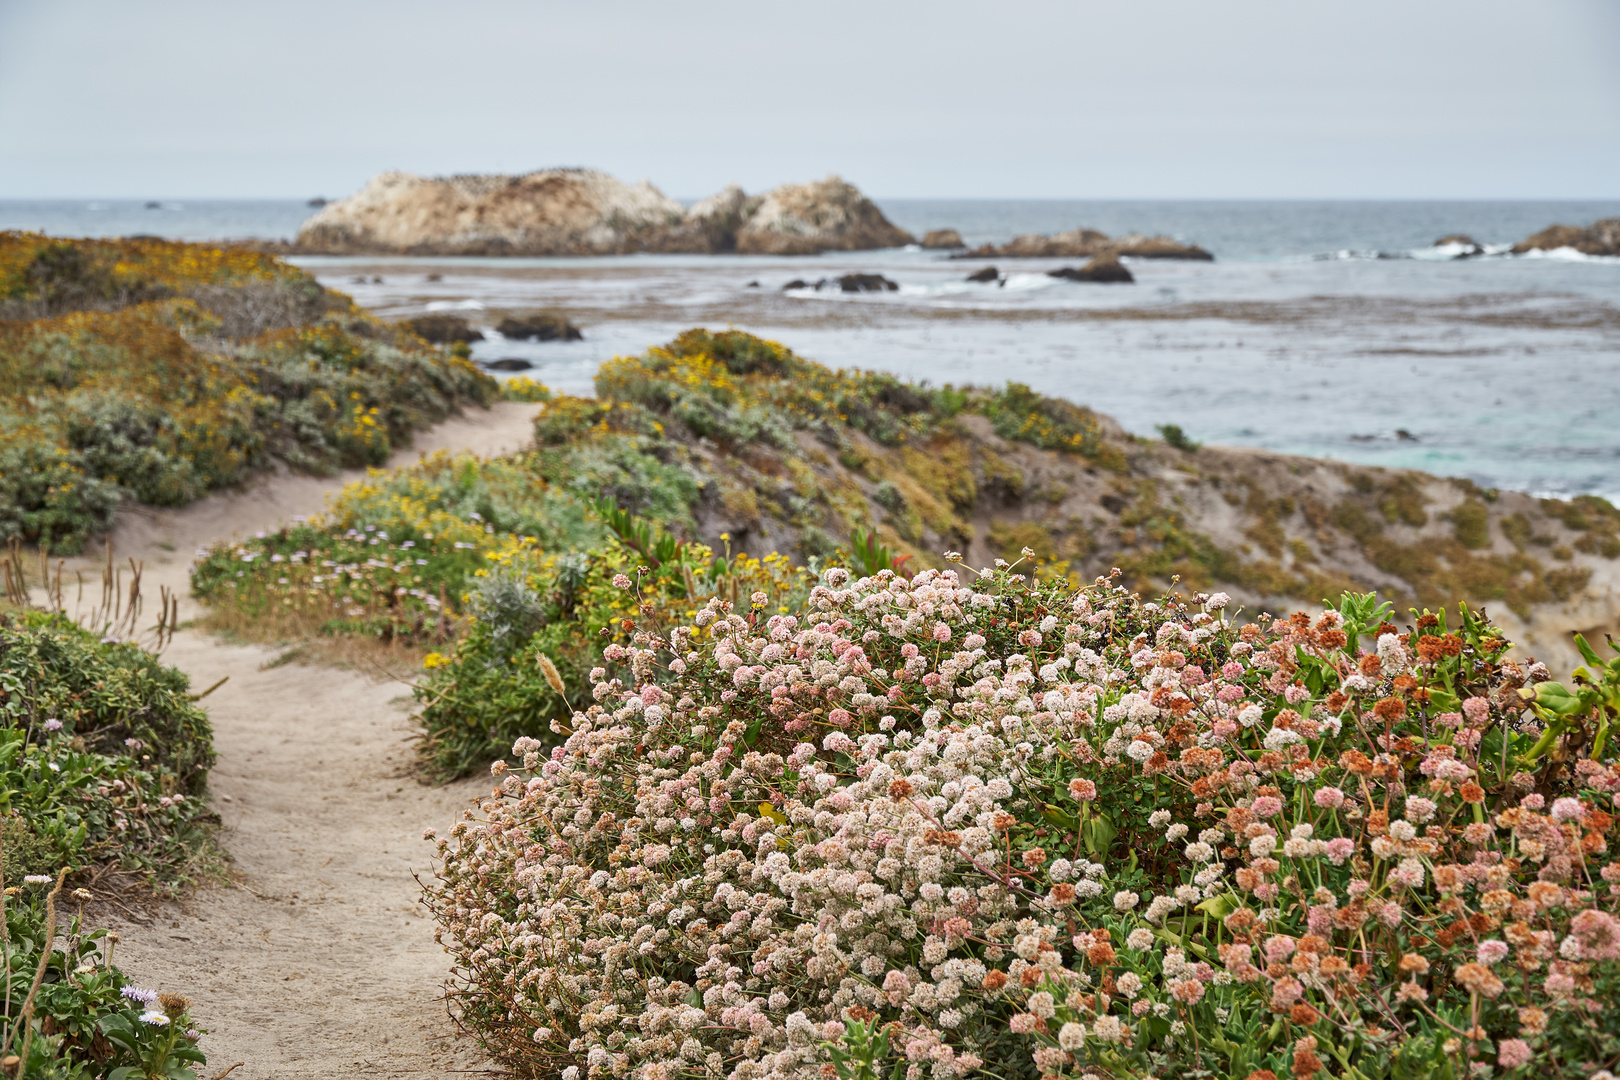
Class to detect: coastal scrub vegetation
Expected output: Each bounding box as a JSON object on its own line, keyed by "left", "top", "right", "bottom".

{"left": 427, "top": 563, "right": 1620, "bottom": 1080}
{"left": 0, "top": 609, "right": 218, "bottom": 891}
{"left": 191, "top": 329, "right": 1619, "bottom": 776}
{"left": 0, "top": 233, "right": 497, "bottom": 554}
{"left": 0, "top": 604, "right": 216, "bottom": 1077}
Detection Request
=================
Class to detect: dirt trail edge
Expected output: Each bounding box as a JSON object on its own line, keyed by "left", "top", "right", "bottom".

{"left": 86, "top": 403, "right": 540, "bottom": 1079}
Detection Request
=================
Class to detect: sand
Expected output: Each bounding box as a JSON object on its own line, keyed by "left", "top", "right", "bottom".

{"left": 73, "top": 403, "right": 541, "bottom": 1079}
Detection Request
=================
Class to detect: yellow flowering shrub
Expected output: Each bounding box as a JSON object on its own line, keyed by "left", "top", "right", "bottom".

{"left": 0, "top": 235, "right": 496, "bottom": 552}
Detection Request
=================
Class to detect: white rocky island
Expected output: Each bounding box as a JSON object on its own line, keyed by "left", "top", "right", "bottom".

{"left": 295, "top": 170, "right": 914, "bottom": 255}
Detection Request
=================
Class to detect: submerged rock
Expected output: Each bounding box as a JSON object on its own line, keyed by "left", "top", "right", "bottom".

{"left": 1048, "top": 254, "right": 1134, "bottom": 283}
{"left": 921, "top": 228, "right": 965, "bottom": 249}
{"left": 964, "top": 266, "right": 1000, "bottom": 283}
{"left": 957, "top": 227, "right": 1212, "bottom": 261}
{"left": 781, "top": 279, "right": 811, "bottom": 290}
{"left": 1512, "top": 217, "right": 1620, "bottom": 256}
{"left": 496, "top": 313, "right": 583, "bottom": 341}
{"left": 1433, "top": 234, "right": 1485, "bottom": 258}
{"left": 482, "top": 358, "right": 534, "bottom": 371}
{"left": 404, "top": 314, "right": 484, "bottom": 344}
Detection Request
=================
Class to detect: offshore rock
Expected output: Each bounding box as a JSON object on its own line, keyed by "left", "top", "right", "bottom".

{"left": 1512, "top": 217, "right": 1620, "bottom": 257}
{"left": 1433, "top": 234, "right": 1485, "bottom": 258}
{"left": 295, "top": 170, "right": 912, "bottom": 256}
{"left": 295, "top": 169, "right": 692, "bottom": 255}
{"left": 684, "top": 184, "right": 759, "bottom": 253}
{"left": 495, "top": 313, "right": 583, "bottom": 341}
{"left": 964, "top": 266, "right": 1000, "bottom": 283}
{"left": 921, "top": 228, "right": 965, "bottom": 249}
{"left": 956, "top": 227, "right": 1212, "bottom": 261}
{"left": 734, "top": 176, "right": 914, "bottom": 255}
{"left": 807, "top": 274, "right": 899, "bottom": 293}
{"left": 404, "top": 314, "right": 484, "bottom": 344}
{"left": 1048, "top": 253, "right": 1134, "bottom": 283}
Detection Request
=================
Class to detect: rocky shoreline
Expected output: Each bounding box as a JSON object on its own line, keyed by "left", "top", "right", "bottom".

{"left": 278, "top": 172, "right": 1620, "bottom": 266}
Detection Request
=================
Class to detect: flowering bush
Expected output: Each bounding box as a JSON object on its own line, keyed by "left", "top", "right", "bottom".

{"left": 427, "top": 560, "right": 1620, "bottom": 1080}
{"left": 190, "top": 450, "right": 603, "bottom": 647}
{"left": 416, "top": 523, "right": 812, "bottom": 779}
{"left": 0, "top": 875, "right": 205, "bottom": 1078}
{"left": 502, "top": 376, "right": 554, "bottom": 403}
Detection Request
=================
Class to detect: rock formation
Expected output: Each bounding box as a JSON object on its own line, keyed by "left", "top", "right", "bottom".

{"left": 964, "top": 266, "right": 1000, "bottom": 283}
{"left": 1047, "top": 254, "right": 1133, "bottom": 283}
{"left": 1431, "top": 235, "right": 1485, "bottom": 258}
{"left": 825, "top": 274, "right": 898, "bottom": 293}
{"left": 955, "top": 227, "right": 1212, "bottom": 261}
{"left": 733, "top": 177, "right": 914, "bottom": 255}
{"left": 404, "top": 314, "right": 483, "bottom": 344}
{"left": 1512, "top": 217, "right": 1620, "bottom": 257}
{"left": 921, "top": 229, "right": 965, "bottom": 249}
{"left": 295, "top": 170, "right": 690, "bottom": 256}
{"left": 496, "top": 313, "right": 583, "bottom": 341}
{"left": 294, "top": 171, "right": 913, "bottom": 256}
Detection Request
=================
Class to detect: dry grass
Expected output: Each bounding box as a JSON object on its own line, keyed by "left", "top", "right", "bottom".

{"left": 197, "top": 604, "right": 442, "bottom": 684}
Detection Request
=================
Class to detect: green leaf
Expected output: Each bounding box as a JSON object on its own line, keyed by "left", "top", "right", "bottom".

{"left": 1524, "top": 681, "right": 1586, "bottom": 715}
{"left": 1195, "top": 892, "right": 1240, "bottom": 919}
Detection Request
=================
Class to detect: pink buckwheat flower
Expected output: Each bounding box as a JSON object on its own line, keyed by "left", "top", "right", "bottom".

{"left": 1497, "top": 1039, "right": 1532, "bottom": 1069}
{"left": 1550, "top": 797, "right": 1584, "bottom": 822}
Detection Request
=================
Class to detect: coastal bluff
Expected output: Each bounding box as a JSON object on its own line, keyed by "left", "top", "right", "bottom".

{"left": 294, "top": 170, "right": 913, "bottom": 256}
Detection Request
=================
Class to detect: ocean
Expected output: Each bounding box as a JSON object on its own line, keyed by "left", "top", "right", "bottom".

{"left": 4, "top": 197, "right": 1618, "bottom": 500}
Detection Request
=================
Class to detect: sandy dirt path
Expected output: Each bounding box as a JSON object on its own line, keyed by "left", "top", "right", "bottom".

{"left": 73, "top": 404, "right": 540, "bottom": 1079}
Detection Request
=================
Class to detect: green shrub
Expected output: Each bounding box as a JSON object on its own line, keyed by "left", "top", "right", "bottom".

{"left": 0, "top": 879, "right": 206, "bottom": 1079}
{"left": 0, "top": 611, "right": 216, "bottom": 889}
{"left": 1, "top": 611, "right": 212, "bottom": 792}
{"left": 1450, "top": 499, "right": 1490, "bottom": 549}
{"left": 1156, "top": 423, "right": 1200, "bottom": 453}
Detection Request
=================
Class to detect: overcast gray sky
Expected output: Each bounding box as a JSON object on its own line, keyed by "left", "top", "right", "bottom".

{"left": 2, "top": 0, "right": 1617, "bottom": 199}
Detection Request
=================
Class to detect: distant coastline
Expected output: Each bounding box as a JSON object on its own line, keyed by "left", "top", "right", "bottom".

{"left": 5, "top": 197, "right": 1620, "bottom": 263}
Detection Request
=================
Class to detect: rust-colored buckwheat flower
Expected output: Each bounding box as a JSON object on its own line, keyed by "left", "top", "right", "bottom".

{"left": 421, "top": 564, "right": 1620, "bottom": 1080}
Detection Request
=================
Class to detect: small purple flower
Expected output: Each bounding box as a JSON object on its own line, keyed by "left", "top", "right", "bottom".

{"left": 121, "top": 986, "right": 159, "bottom": 1006}
{"left": 44, "top": 718, "right": 63, "bottom": 732}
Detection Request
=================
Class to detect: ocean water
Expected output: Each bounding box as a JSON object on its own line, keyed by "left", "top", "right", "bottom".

{"left": 4, "top": 197, "right": 1618, "bottom": 500}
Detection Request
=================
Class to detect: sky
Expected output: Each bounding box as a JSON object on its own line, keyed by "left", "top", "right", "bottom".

{"left": 1, "top": 0, "right": 1617, "bottom": 200}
